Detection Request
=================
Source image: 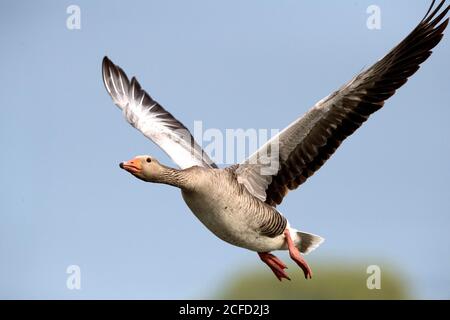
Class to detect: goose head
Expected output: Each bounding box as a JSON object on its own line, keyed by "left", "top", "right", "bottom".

{"left": 119, "top": 155, "right": 165, "bottom": 183}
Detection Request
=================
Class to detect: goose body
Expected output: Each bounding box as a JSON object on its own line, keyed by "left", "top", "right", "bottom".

{"left": 102, "top": 1, "right": 449, "bottom": 281}
{"left": 180, "top": 166, "right": 291, "bottom": 253}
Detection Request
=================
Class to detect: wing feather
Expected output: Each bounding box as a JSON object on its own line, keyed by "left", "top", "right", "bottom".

{"left": 236, "top": 0, "right": 449, "bottom": 206}
{"left": 102, "top": 57, "right": 217, "bottom": 169}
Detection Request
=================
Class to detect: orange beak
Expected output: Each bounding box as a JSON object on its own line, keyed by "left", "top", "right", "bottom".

{"left": 119, "top": 158, "right": 142, "bottom": 174}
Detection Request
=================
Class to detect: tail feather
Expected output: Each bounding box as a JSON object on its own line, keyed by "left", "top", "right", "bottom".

{"left": 296, "top": 231, "right": 325, "bottom": 255}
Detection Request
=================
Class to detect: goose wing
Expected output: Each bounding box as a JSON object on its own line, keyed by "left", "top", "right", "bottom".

{"left": 236, "top": 0, "right": 449, "bottom": 206}
{"left": 102, "top": 57, "right": 217, "bottom": 169}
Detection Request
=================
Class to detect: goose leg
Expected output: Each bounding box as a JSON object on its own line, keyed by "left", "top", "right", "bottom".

{"left": 258, "top": 252, "right": 290, "bottom": 281}
{"left": 284, "top": 229, "right": 312, "bottom": 279}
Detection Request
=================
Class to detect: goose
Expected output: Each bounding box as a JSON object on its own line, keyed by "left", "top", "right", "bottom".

{"left": 102, "top": 1, "right": 449, "bottom": 281}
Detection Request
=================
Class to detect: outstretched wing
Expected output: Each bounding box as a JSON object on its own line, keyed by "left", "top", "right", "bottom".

{"left": 102, "top": 57, "right": 217, "bottom": 169}
{"left": 236, "top": 0, "right": 449, "bottom": 206}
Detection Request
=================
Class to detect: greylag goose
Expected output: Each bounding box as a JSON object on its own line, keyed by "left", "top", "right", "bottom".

{"left": 102, "top": 1, "right": 449, "bottom": 281}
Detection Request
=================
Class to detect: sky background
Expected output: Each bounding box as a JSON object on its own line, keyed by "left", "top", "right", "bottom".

{"left": 0, "top": 0, "right": 449, "bottom": 299}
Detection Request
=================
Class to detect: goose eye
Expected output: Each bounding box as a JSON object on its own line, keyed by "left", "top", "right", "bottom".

{"left": 146, "top": 158, "right": 152, "bottom": 163}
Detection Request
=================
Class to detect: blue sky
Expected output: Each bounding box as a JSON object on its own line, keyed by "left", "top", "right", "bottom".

{"left": 0, "top": 0, "right": 449, "bottom": 299}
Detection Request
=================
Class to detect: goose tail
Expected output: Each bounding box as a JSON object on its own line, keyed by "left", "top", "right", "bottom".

{"left": 293, "top": 230, "right": 325, "bottom": 255}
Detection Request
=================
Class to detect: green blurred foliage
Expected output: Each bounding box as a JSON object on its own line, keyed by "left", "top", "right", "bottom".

{"left": 216, "top": 259, "right": 411, "bottom": 300}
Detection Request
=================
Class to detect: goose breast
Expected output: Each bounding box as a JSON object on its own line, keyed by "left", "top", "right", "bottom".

{"left": 181, "top": 168, "right": 287, "bottom": 252}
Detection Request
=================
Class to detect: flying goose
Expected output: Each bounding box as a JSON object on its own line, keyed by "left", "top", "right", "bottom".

{"left": 102, "top": 1, "right": 449, "bottom": 281}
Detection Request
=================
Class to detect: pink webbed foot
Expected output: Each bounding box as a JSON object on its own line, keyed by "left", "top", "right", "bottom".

{"left": 258, "top": 252, "right": 291, "bottom": 281}
{"left": 284, "top": 229, "right": 313, "bottom": 279}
